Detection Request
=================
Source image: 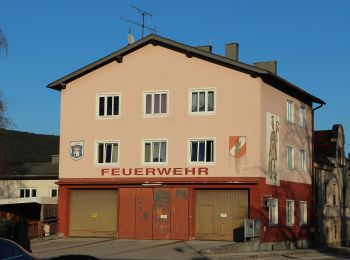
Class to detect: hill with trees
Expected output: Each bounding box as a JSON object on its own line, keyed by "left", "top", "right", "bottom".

{"left": 0, "top": 129, "right": 59, "bottom": 163}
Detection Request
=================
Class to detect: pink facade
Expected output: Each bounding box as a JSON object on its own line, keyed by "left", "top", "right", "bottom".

{"left": 49, "top": 35, "right": 324, "bottom": 244}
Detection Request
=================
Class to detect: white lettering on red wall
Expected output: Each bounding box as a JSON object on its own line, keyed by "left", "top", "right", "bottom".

{"left": 101, "top": 167, "right": 209, "bottom": 176}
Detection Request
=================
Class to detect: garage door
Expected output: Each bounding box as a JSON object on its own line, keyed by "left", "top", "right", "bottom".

{"left": 196, "top": 190, "right": 248, "bottom": 241}
{"left": 69, "top": 189, "right": 117, "bottom": 237}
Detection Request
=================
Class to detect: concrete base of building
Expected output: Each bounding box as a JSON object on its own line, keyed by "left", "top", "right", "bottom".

{"left": 200, "top": 240, "right": 312, "bottom": 254}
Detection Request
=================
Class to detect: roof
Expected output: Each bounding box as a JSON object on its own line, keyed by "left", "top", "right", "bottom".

{"left": 47, "top": 34, "right": 325, "bottom": 106}
{"left": 0, "top": 163, "right": 58, "bottom": 180}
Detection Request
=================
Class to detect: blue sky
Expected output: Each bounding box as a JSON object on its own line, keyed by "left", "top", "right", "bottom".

{"left": 0, "top": 0, "right": 349, "bottom": 153}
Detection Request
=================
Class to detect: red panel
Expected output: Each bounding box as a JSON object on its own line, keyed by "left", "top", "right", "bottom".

{"left": 58, "top": 186, "right": 70, "bottom": 236}
{"left": 171, "top": 188, "right": 189, "bottom": 240}
{"left": 135, "top": 188, "right": 153, "bottom": 239}
{"left": 119, "top": 188, "right": 136, "bottom": 239}
{"left": 153, "top": 188, "right": 171, "bottom": 239}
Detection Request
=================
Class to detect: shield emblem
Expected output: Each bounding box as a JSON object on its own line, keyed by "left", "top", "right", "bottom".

{"left": 70, "top": 141, "right": 84, "bottom": 160}
{"left": 229, "top": 136, "right": 246, "bottom": 158}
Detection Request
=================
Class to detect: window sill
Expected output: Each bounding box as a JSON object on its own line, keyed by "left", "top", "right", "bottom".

{"left": 143, "top": 114, "right": 169, "bottom": 118}
{"left": 96, "top": 116, "right": 121, "bottom": 120}
{"left": 95, "top": 163, "right": 119, "bottom": 167}
{"left": 188, "top": 112, "right": 216, "bottom": 116}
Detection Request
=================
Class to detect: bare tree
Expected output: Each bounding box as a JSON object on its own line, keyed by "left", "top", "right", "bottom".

{"left": 0, "top": 28, "right": 8, "bottom": 56}
{"left": 0, "top": 28, "right": 9, "bottom": 129}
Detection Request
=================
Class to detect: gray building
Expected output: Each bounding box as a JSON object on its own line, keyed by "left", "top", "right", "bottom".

{"left": 314, "top": 124, "right": 350, "bottom": 247}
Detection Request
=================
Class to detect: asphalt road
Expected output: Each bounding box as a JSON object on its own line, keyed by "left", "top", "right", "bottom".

{"left": 31, "top": 237, "right": 350, "bottom": 260}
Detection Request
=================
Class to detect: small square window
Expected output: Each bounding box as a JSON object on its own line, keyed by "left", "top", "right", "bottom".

{"left": 51, "top": 189, "right": 58, "bottom": 198}
{"left": 31, "top": 189, "right": 37, "bottom": 197}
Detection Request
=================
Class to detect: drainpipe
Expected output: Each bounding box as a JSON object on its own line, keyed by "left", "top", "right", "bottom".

{"left": 312, "top": 102, "right": 325, "bottom": 248}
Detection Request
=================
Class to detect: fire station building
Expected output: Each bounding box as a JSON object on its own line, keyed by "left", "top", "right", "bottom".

{"left": 48, "top": 35, "right": 324, "bottom": 245}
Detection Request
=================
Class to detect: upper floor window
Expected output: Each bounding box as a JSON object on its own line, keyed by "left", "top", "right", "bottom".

{"left": 97, "top": 94, "right": 120, "bottom": 118}
{"left": 299, "top": 149, "right": 306, "bottom": 172}
{"left": 96, "top": 141, "right": 119, "bottom": 165}
{"left": 286, "top": 200, "right": 295, "bottom": 225}
{"left": 189, "top": 139, "right": 214, "bottom": 164}
{"left": 332, "top": 182, "right": 338, "bottom": 206}
{"left": 286, "top": 145, "right": 294, "bottom": 169}
{"left": 269, "top": 198, "right": 278, "bottom": 225}
{"left": 144, "top": 91, "right": 168, "bottom": 116}
{"left": 143, "top": 140, "right": 167, "bottom": 164}
{"left": 19, "top": 188, "right": 37, "bottom": 198}
{"left": 286, "top": 100, "right": 294, "bottom": 123}
{"left": 299, "top": 106, "right": 306, "bottom": 128}
{"left": 190, "top": 89, "right": 215, "bottom": 114}
{"left": 300, "top": 201, "right": 307, "bottom": 225}
{"left": 50, "top": 188, "right": 58, "bottom": 198}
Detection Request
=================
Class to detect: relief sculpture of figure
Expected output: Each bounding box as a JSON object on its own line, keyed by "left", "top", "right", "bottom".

{"left": 268, "top": 115, "right": 279, "bottom": 181}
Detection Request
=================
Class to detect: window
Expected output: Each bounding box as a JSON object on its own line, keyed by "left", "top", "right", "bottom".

{"left": 50, "top": 188, "right": 58, "bottom": 198}
{"left": 299, "top": 106, "right": 306, "bottom": 128}
{"left": 19, "top": 188, "right": 36, "bottom": 198}
{"left": 189, "top": 139, "right": 214, "bottom": 163}
{"left": 97, "top": 94, "right": 120, "bottom": 117}
{"left": 190, "top": 89, "right": 215, "bottom": 114}
{"left": 143, "top": 140, "right": 167, "bottom": 164}
{"left": 299, "top": 149, "right": 306, "bottom": 172}
{"left": 286, "top": 145, "right": 294, "bottom": 169}
{"left": 286, "top": 200, "right": 295, "bottom": 225}
{"left": 332, "top": 182, "right": 338, "bottom": 206}
{"left": 269, "top": 198, "right": 278, "bottom": 225}
{"left": 300, "top": 201, "right": 307, "bottom": 225}
{"left": 286, "top": 100, "right": 294, "bottom": 123}
{"left": 96, "top": 141, "right": 119, "bottom": 165}
{"left": 144, "top": 91, "right": 168, "bottom": 116}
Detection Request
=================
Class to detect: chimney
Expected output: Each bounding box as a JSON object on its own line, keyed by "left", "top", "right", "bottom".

{"left": 253, "top": 61, "right": 277, "bottom": 74}
{"left": 196, "top": 45, "right": 212, "bottom": 53}
{"left": 225, "top": 43, "right": 239, "bottom": 61}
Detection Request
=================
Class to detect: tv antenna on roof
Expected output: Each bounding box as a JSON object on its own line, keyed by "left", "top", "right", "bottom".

{"left": 120, "top": 5, "right": 157, "bottom": 39}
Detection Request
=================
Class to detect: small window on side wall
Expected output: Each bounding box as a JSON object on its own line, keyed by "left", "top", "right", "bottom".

{"left": 269, "top": 198, "right": 278, "bottom": 225}
{"left": 300, "top": 201, "right": 307, "bottom": 226}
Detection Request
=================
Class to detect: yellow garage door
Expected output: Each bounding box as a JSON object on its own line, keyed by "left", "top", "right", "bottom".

{"left": 69, "top": 189, "right": 117, "bottom": 237}
{"left": 196, "top": 190, "right": 248, "bottom": 241}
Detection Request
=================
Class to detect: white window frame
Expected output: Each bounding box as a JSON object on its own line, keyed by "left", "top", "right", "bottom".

{"left": 269, "top": 198, "right": 279, "bottom": 226}
{"left": 188, "top": 88, "right": 216, "bottom": 115}
{"left": 286, "top": 145, "right": 294, "bottom": 169}
{"left": 19, "top": 188, "right": 37, "bottom": 198}
{"left": 286, "top": 99, "right": 294, "bottom": 123}
{"left": 299, "top": 149, "right": 306, "bottom": 172}
{"left": 300, "top": 201, "right": 307, "bottom": 226}
{"left": 50, "top": 188, "right": 58, "bottom": 198}
{"left": 96, "top": 93, "right": 121, "bottom": 119}
{"left": 286, "top": 200, "right": 295, "bottom": 226}
{"left": 143, "top": 90, "right": 169, "bottom": 117}
{"left": 188, "top": 138, "right": 215, "bottom": 165}
{"left": 299, "top": 105, "right": 306, "bottom": 128}
{"left": 142, "top": 139, "right": 168, "bottom": 165}
{"left": 95, "top": 140, "right": 120, "bottom": 166}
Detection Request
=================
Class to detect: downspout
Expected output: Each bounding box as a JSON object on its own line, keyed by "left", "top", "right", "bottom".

{"left": 312, "top": 102, "right": 325, "bottom": 248}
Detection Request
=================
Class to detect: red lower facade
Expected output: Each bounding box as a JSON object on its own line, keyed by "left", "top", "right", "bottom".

{"left": 58, "top": 177, "right": 312, "bottom": 242}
